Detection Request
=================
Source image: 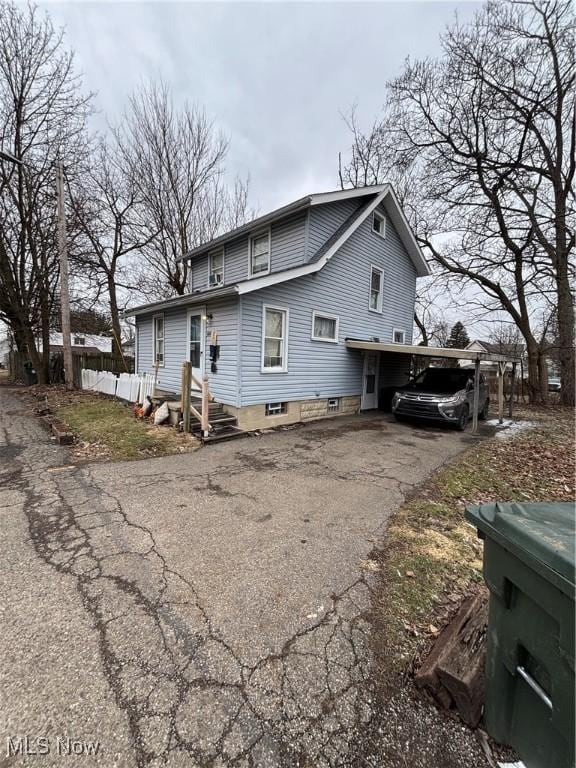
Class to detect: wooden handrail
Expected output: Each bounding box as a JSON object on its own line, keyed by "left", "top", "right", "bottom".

{"left": 191, "top": 372, "right": 214, "bottom": 400}
{"left": 182, "top": 365, "right": 214, "bottom": 436}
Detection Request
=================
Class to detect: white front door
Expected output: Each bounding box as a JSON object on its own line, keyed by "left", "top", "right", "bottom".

{"left": 187, "top": 308, "right": 205, "bottom": 390}
{"left": 361, "top": 351, "right": 379, "bottom": 410}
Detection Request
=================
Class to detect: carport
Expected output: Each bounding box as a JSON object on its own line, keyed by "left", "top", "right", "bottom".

{"left": 346, "top": 339, "right": 522, "bottom": 433}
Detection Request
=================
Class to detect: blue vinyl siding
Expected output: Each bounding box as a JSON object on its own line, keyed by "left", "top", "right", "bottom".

{"left": 306, "top": 198, "right": 364, "bottom": 255}
{"left": 135, "top": 297, "right": 240, "bottom": 405}
{"left": 188, "top": 211, "right": 308, "bottom": 290}
{"left": 239, "top": 203, "right": 417, "bottom": 406}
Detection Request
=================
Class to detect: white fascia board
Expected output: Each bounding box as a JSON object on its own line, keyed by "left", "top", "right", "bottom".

{"left": 238, "top": 190, "right": 389, "bottom": 295}
{"left": 309, "top": 184, "right": 390, "bottom": 206}
{"left": 383, "top": 186, "right": 430, "bottom": 277}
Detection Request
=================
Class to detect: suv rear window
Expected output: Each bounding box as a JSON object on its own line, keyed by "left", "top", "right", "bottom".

{"left": 413, "top": 368, "right": 472, "bottom": 393}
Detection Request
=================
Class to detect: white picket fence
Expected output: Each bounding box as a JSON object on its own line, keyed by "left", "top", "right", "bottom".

{"left": 81, "top": 369, "right": 156, "bottom": 403}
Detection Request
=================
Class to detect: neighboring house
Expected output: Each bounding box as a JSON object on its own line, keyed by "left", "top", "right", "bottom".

{"left": 124, "top": 184, "right": 429, "bottom": 430}
{"left": 460, "top": 340, "right": 526, "bottom": 372}
{"left": 38, "top": 332, "right": 113, "bottom": 354}
{"left": 122, "top": 337, "right": 136, "bottom": 357}
{"left": 0, "top": 335, "right": 11, "bottom": 367}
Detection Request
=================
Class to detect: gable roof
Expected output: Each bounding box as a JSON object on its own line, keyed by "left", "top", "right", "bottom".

{"left": 177, "top": 184, "right": 429, "bottom": 278}
{"left": 467, "top": 339, "right": 526, "bottom": 357}
{"left": 123, "top": 185, "right": 429, "bottom": 317}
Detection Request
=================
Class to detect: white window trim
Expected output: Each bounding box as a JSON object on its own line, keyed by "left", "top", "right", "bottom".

{"left": 392, "top": 328, "right": 406, "bottom": 344}
{"left": 261, "top": 304, "right": 289, "bottom": 374}
{"left": 265, "top": 402, "right": 287, "bottom": 416}
{"left": 152, "top": 313, "right": 165, "bottom": 367}
{"left": 249, "top": 228, "right": 271, "bottom": 278}
{"left": 368, "top": 265, "right": 384, "bottom": 314}
{"left": 209, "top": 248, "right": 225, "bottom": 288}
{"left": 372, "top": 210, "right": 386, "bottom": 239}
{"left": 311, "top": 311, "right": 339, "bottom": 343}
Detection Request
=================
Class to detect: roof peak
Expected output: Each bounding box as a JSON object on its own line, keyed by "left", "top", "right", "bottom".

{"left": 177, "top": 184, "right": 389, "bottom": 262}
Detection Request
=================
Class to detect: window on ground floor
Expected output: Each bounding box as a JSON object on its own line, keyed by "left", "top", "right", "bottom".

{"left": 312, "top": 312, "right": 339, "bottom": 343}
{"left": 265, "top": 402, "right": 287, "bottom": 416}
{"left": 153, "top": 314, "right": 164, "bottom": 366}
{"left": 262, "top": 305, "right": 288, "bottom": 372}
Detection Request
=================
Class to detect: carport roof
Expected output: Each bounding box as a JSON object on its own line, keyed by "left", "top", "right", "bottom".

{"left": 345, "top": 339, "right": 522, "bottom": 363}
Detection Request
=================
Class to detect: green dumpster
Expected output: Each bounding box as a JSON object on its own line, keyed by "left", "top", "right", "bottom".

{"left": 465, "top": 502, "right": 575, "bottom": 768}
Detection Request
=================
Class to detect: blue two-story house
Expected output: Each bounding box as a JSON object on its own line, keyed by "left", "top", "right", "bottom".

{"left": 124, "top": 184, "right": 430, "bottom": 430}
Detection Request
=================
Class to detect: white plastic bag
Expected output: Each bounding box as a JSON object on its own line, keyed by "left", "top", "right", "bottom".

{"left": 153, "top": 401, "right": 169, "bottom": 425}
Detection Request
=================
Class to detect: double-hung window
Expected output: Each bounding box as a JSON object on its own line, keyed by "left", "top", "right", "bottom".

{"left": 250, "top": 231, "right": 270, "bottom": 276}
{"left": 369, "top": 266, "right": 383, "bottom": 313}
{"left": 153, "top": 315, "right": 164, "bottom": 366}
{"left": 311, "top": 312, "right": 339, "bottom": 343}
{"left": 262, "top": 306, "right": 288, "bottom": 372}
{"left": 372, "top": 210, "right": 386, "bottom": 238}
{"left": 209, "top": 249, "right": 224, "bottom": 287}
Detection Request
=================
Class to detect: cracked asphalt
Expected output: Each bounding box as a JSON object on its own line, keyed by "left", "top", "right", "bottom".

{"left": 0, "top": 388, "right": 488, "bottom": 767}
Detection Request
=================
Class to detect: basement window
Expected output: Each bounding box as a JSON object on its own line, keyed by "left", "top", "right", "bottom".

{"left": 327, "top": 398, "right": 340, "bottom": 412}
{"left": 265, "top": 402, "right": 287, "bottom": 416}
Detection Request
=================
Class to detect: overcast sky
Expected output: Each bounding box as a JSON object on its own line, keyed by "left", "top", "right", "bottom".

{"left": 42, "top": 1, "right": 480, "bottom": 213}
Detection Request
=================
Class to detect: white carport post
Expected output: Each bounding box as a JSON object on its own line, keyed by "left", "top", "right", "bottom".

{"left": 498, "top": 361, "right": 506, "bottom": 424}
{"left": 509, "top": 362, "right": 517, "bottom": 419}
{"left": 471, "top": 358, "right": 481, "bottom": 434}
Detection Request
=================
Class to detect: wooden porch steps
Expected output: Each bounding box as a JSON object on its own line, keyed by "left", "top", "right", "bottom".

{"left": 188, "top": 398, "right": 247, "bottom": 442}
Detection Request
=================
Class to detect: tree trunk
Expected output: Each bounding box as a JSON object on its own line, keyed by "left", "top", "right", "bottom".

{"left": 537, "top": 349, "right": 549, "bottom": 405}
{"left": 556, "top": 262, "right": 575, "bottom": 407}
{"left": 20, "top": 323, "right": 44, "bottom": 384}
{"left": 525, "top": 340, "right": 542, "bottom": 404}
{"left": 107, "top": 275, "right": 122, "bottom": 356}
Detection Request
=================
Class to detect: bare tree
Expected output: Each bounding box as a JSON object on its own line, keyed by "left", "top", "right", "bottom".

{"left": 116, "top": 81, "right": 250, "bottom": 300}
{"left": 339, "top": 0, "right": 575, "bottom": 405}
{"left": 0, "top": 1, "right": 91, "bottom": 383}
{"left": 67, "top": 138, "right": 157, "bottom": 353}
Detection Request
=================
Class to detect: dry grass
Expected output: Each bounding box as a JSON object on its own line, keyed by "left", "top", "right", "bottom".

{"left": 29, "top": 386, "right": 198, "bottom": 461}
{"left": 370, "top": 405, "right": 575, "bottom": 687}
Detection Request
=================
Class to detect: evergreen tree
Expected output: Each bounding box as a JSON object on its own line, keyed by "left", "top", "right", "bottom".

{"left": 446, "top": 322, "right": 470, "bottom": 349}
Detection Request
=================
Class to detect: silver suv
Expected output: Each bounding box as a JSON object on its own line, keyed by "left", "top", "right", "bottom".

{"left": 391, "top": 367, "right": 489, "bottom": 430}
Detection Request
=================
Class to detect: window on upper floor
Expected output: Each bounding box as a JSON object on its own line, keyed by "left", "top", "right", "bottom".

{"left": 311, "top": 312, "right": 339, "bottom": 343}
{"left": 209, "top": 248, "right": 224, "bottom": 287}
{"left": 153, "top": 314, "right": 164, "bottom": 366}
{"left": 369, "top": 266, "right": 383, "bottom": 313}
{"left": 262, "top": 305, "right": 288, "bottom": 372}
{"left": 393, "top": 329, "right": 406, "bottom": 344}
{"left": 250, "top": 231, "right": 271, "bottom": 276}
{"left": 73, "top": 336, "right": 85, "bottom": 346}
{"left": 372, "top": 210, "right": 386, "bottom": 238}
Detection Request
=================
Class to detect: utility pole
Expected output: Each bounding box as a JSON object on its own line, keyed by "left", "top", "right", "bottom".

{"left": 56, "top": 161, "right": 74, "bottom": 390}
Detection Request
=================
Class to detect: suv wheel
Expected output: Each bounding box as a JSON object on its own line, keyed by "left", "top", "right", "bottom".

{"left": 479, "top": 399, "right": 490, "bottom": 420}
{"left": 457, "top": 404, "right": 469, "bottom": 431}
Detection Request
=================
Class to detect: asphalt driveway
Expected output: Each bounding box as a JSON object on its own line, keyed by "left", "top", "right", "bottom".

{"left": 0, "top": 389, "right": 487, "bottom": 767}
